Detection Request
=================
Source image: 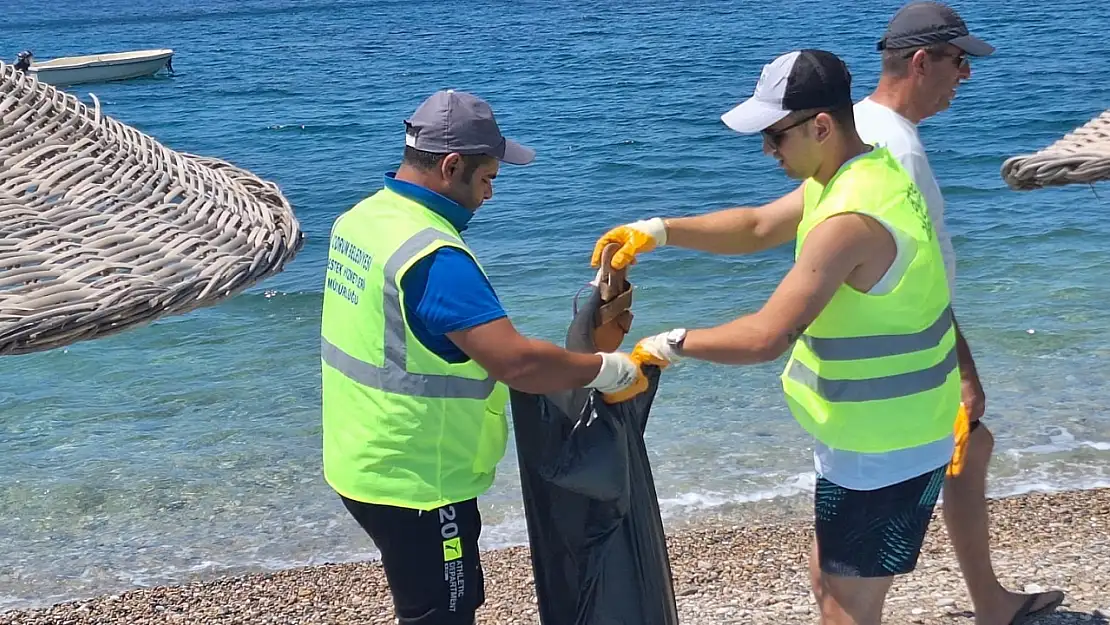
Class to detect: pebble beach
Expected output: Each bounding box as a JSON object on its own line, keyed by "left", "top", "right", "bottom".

{"left": 3, "top": 487, "right": 1106, "bottom": 625}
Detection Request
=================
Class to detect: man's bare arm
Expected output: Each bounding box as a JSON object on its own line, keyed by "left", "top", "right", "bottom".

{"left": 952, "top": 316, "right": 977, "bottom": 378}
{"left": 662, "top": 184, "right": 805, "bottom": 255}
{"left": 951, "top": 313, "right": 986, "bottom": 419}
{"left": 448, "top": 318, "right": 604, "bottom": 394}
{"left": 678, "top": 212, "right": 882, "bottom": 364}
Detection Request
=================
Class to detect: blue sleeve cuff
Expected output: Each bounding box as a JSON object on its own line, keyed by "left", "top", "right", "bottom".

{"left": 437, "top": 309, "right": 508, "bottom": 334}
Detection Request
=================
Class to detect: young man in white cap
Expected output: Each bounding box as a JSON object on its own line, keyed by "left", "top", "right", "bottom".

{"left": 594, "top": 49, "right": 960, "bottom": 624}
{"left": 321, "top": 89, "right": 653, "bottom": 625}
{"left": 857, "top": 3, "right": 1064, "bottom": 623}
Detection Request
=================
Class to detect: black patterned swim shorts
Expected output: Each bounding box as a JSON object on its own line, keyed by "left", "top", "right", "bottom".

{"left": 814, "top": 464, "right": 947, "bottom": 578}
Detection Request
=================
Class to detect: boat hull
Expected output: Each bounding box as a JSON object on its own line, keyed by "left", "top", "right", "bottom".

{"left": 30, "top": 51, "right": 173, "bottom": 87}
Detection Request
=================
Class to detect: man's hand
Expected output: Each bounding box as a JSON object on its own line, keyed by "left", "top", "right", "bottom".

{"left": 633, "top": 331, "right": 682, "bottom": 365}
{"left": 960, "top": 371, "right": 986, "bottom": 421}
{"left": 599, "top": 345, "right": 671, "bottom": 403}
{"left": 591, "top": 218, "right": 667, "bottom": 270}
{"left": 587, "top": 351, "right": 641, "bottom": 395}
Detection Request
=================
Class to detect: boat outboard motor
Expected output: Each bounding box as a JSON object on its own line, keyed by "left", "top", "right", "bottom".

{"left": 14, "top": 50, "right": 32, "bottom": 73}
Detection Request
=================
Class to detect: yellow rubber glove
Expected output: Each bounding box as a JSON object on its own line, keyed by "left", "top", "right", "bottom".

{"left": 591, "top": 218, "right": 667, "bottom": 271}
{"left": 600, "top": 343, "right": 671, "bottom": 404}
{"left": 947, "top": 403, "right": 970, "bottom": 477}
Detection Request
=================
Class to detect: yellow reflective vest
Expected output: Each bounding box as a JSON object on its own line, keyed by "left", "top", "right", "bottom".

{"left": 781, "top": 147, "right": 960, "bottom": 453}
{"left": 321, "top": 187, "right": 509, "bottom": 510}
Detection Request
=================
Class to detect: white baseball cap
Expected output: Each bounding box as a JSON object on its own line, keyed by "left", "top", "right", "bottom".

{"left": 721, "top": 49, "right": 854, "bottom": 134}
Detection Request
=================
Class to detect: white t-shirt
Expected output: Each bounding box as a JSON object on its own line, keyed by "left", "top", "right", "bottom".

{"left": 810, "top": 97, "right": 956, "bottom": 491}
{"left": 855, "top": 97, "right": 956, "bottom": 298}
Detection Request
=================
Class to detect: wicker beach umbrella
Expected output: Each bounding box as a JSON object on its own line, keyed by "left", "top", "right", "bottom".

{"left": 1002, "top": 110, "right": 1110, "bottom": 190}
{"left": 0, "top": 62, "right": 304, "bottom": 355}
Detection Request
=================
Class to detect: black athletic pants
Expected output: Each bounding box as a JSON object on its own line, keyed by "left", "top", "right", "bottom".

{"left": 341, "top": 495, "right": 485, "bottom": 625}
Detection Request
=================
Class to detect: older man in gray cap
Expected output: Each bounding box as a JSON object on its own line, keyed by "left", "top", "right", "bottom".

{"left": 320, "top": 89, "right": 653, "bottom": 625}
{"left": 855, "top": 3, "right": 1065, "bottom": 624}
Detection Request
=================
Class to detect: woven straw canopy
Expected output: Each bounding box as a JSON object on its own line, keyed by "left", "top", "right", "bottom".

{"left": 0, "top": 62, "right": 304, "bottom": 355}
{"left": 1001, "top": 110, "right": 1110, "bottom": 190}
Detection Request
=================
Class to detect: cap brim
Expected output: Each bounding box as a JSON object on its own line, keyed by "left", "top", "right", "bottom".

{"left": 950, "top": 34, "right": 995, "bottom": 56}
{"left": 498, "top": 138, "right": 535, "bottom": 165}
{"left": 721, "top": 97, "right": 791, "bottom": 134}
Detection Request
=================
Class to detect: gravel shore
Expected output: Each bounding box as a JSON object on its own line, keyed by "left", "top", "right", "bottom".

{"left": 3, "top": 488, "right": 1107, "bottom": 624}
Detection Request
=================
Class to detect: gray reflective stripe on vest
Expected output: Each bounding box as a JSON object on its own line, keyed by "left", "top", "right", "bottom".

{"left": 801, "top": 306, "right": 953, "bottom": 361}
{"left": 786, "top": 346, "right": 958, "bottom": 403}
{"left": 321, "top": 227, "right": 496, "bottom": 400}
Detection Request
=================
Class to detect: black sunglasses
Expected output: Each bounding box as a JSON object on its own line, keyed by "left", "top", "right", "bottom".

{"left": 939, "top": 50, "right": 969, "bottom": 69}
{"left": 762, "top": 110, "right": 824, "bottom": 148}
{"left": 900, "top": 46, "right": 968, "bottom": 69}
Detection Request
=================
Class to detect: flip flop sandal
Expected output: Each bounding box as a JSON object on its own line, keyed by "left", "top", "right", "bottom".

{"left": 590, "top": 243, "right": 634, "bottom": 353}
{"left": 1008, "top": 590, "right": 1066, "bottom": 625}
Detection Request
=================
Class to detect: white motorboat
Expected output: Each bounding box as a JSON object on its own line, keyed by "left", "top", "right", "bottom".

{"left": 18, "top": 49, "right": 175, "bottom": 87}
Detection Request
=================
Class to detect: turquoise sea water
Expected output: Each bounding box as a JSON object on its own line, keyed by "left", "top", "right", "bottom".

{"left": 2, "top": 0, "right": 1109, "bottom": 611}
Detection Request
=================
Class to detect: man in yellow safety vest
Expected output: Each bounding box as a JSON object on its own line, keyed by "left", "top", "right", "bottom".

{"left": 595, "top": 49, "right": 960, "bottom": 624}
{"left": 321, "top": 89, "right": 654, "bottom": 625}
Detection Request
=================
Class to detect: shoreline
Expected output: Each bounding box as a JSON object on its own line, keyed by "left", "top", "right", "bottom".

{"left": 1, "top": 487, "right": 1107, "bottom": 624}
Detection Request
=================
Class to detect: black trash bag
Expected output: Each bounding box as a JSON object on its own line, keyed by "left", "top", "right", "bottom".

{"left": 507, "top": 280, "right": 679, "bottom": 625}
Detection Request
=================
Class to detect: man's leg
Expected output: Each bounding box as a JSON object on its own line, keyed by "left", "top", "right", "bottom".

{"left": 810, "top": 541, "right": 893, "bottom": 625}
{"left": 943, "top": 423, "right": 1064, "bottom": 625}
{"left": 341, "top": 495, "right": 485, "bottom": 625}
{"left": 811, "top": 466, "right": 947, "bottom": 625}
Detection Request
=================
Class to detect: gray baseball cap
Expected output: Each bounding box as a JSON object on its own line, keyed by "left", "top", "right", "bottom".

{"left": 877, "top": 2, "right": 995, "bottom": 57}
{"left": 404, "top": 90, "right": 535, "bottom": 165}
